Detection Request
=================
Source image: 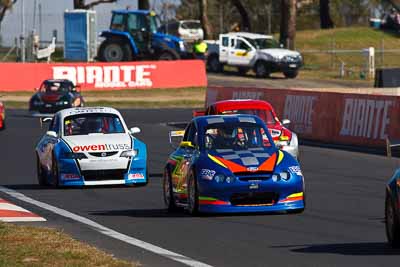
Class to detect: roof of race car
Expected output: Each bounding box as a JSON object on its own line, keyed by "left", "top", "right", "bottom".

{"left": 211, "top": 99, "right": 274, "bottom": 113}
{"left": 42, "top": 79, "right": 74, "bottom": 85}
{"left": 194, "top": 114, "right": 263, "bottom": 127}
{"left": 57, "top": 107, "right": 122, "bottom": 118}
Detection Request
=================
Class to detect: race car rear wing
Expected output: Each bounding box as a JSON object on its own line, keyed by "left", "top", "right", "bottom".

{"left": 169, "top": 130, "right": 185, "bottom": 149}
{"left": 192, "top": 109, "right": 206, "bottom": 117}
{"left": 39, "top": 116, "right": 53, "bottom": 129}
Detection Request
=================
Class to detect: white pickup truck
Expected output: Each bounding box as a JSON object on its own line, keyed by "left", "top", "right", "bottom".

{"left": 206, "top": 32, "right": 303, "bottom": 78}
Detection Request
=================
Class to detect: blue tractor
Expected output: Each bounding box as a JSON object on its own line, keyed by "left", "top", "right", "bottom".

{"left": 98, "top": 10, "right": 188, "bottom": 61}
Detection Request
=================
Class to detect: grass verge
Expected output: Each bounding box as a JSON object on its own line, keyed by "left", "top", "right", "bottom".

{"left": 0, "top": 222, "right": 138, "bottom": 267}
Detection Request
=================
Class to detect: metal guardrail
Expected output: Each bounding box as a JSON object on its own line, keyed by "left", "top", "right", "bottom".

{"left": 386, "top": 138, "right": 400, "bottom": 157}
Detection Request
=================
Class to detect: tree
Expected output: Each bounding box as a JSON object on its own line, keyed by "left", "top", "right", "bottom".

{"left": 73, "top": 0, "right": 117, "bottom": 9}
{"left": 0, "top": 0, "right": 17, "bottom": 31}
{"left": 138, "top": 0, "right": 150, "bottom": 10}
{"left": 320, "top": 0, "right": 334, "bottom": 28}
{"left": 199, "top": 0, "right": 213, "bottom": 39}
{"left": 230, "top": 0, "right": 251, "bottom": 31}
{"left": 280, "top": 0, "right": 296, "bottom": 50}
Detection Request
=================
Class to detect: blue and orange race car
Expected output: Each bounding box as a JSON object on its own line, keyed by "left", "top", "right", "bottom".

{"left": 163, "top": 114, "right": 305, "bottom": 215}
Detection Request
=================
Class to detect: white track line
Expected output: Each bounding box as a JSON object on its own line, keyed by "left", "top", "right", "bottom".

{"left": 0, "top": 186, "right": 212, "bottom": 267}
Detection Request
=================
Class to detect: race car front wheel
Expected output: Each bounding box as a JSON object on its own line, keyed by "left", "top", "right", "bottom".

{"left": 36, "top": 154, "right": 47, "bottom": 186}
{"left": 163, "top": 169, "right": 177, "bottom": 211}
{"left": 385, "top": 193, "right": 400, "bottom": 247}
{"left": 187, "top": 171, "right": 199, "bottom": 215}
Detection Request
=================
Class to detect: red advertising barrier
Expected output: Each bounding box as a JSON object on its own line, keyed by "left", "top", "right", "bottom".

{"left": 0, "top": 60, "right": 207, "bottom": 91}
{"left": 206, "top": 86, "right": 400, "bottom": 148}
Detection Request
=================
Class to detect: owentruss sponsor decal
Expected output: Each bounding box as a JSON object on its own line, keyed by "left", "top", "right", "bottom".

{"left": 52, "top": 65, "right": 157, "bottom": 89}
{"left": 72, "top": 144, "right": 130, "bottom": 152}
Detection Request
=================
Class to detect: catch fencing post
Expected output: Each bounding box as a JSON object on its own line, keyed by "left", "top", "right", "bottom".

{"left": 363, "top": 47, "right": 375, "bottom": 80}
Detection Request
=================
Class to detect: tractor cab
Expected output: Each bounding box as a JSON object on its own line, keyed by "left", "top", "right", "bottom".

{"left": 109, "top": 10, "right": 157, "bottom": 54}
{"left": 98, "top": 10, "right": 187, "bottom": 62}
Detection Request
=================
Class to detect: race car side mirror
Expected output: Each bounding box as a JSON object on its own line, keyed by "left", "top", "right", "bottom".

{"left": 34, "top": 87, "right": 39, "bottom": 91}
{"left": 192, "top": 110, "right": 206, "bottom": 117}
{"left": 46, "top": 131, "right": 58, "bottom": 138}
{"left": 281, "top": 119, "right": 291, "bottom": 126}
{"left": 130, "top": 127, "right": 141, "bottom": 134}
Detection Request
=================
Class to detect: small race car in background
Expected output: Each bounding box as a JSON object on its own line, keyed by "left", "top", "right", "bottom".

{"left": 29, "top": 79, "right": 84, "bottom": 115}
{"left": 0, "top": 101, "right": 5, "bottom": 130}
{"left": 163, "top": 114, "right": 305, "bottom": 215}
{"left": 193, "top": 99, "right": 299, "bottom": 160}
{"left": 35, "top": 107, "right": 147, "bottom": 187}
{"left": 385, "top": 169, "right": 400, "bottom": 247}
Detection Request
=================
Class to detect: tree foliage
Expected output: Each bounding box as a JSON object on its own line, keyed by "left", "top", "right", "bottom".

{"left": 73, "top": 0, "right": 117, "bottom": 9}
{"left": 0, "top": 0, "right": 17, "bottom": 31}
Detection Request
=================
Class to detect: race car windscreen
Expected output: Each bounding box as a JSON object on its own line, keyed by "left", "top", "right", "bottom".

{"left": 220, "top": 109, "right": 276, "bottom": 125}
{"left": 64, "top": 113, "right": 125, "bottom": 136}
{"left": 204, "top": 122, "right": 273, "bottom": 151}
{"left": 41, "top": 82, "right": 72, "bottom": 93}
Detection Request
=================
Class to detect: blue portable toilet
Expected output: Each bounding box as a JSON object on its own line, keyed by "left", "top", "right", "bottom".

{"left": 64, "top": 9, "right": 97, "bottom": 62}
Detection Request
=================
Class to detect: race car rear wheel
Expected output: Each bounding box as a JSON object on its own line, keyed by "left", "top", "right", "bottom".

{"left": 36, "top": 154, "right": 47, "bottom": 186}
{"left": 385, "top": 193, "right": 400, "bottom": 247}
{"left": 163, "top": 169, "right": 177, "bottom": 211}
{"left": 51, "top": 156, "right": 60, "bottom": 188}
{"left": 187, "top": 171, "right": 199, "bottom": 215}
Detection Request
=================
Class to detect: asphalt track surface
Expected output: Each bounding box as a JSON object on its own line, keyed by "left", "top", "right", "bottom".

{"left": 1, "top": 109, "right": 400, "bottom": 267}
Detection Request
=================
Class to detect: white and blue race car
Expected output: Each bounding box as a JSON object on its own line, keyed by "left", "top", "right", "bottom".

{"left": 35, "top": 107, "right": 147, "bottom": 187}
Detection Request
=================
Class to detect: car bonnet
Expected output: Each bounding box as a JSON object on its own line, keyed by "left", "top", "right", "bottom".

{"left": 207, "top": 147, "right": 280, "bottom": 173}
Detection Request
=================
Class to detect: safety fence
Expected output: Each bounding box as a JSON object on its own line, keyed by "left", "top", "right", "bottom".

{"left": 300, "top": 48, "right": 400, "bottom": 79}
{"left": 206, "top": 86, "right": 400, "bottom": 149}
{"left": 0, "top": 60, "right": 207, "bottom": 91}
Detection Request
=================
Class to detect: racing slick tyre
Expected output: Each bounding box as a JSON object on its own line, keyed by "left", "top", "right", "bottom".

{"left": 158, "top": 48, "right": 180, "bottom": 60}
{"left": 163, "top": 169, "right": 178, "bottom": 212}
{"left": 254, "top": 61, "right": 270, "bottom": 78}
{"left": 51, "top": 155, "right": 60, "bottom": 188}
{"left": 187, "top": 170, "right": 199, "bottom": 215}
{"left": 385, "top": 193, "right": 400, "bottom": 247}
{"left": 36, "top": 154, "right": 47, "bottom": 186}
{"left": 283, "top": 70, "right": 299, "bottom": 79}
{"left": 237, "top": 67, "right": 249, "bottom": 76}
{"left": 98, "top": 39, "right": 132, "bottom": 62}
{"left": 207, "top": 55, "right": 223, "bottom": 73}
